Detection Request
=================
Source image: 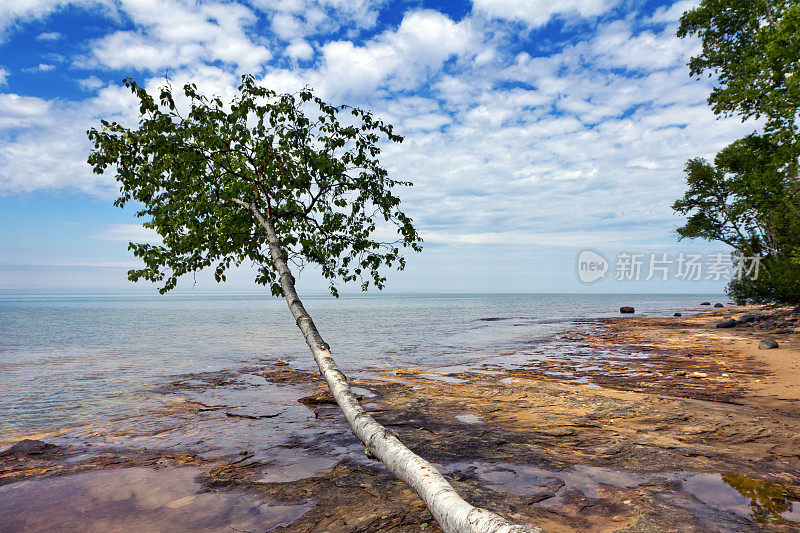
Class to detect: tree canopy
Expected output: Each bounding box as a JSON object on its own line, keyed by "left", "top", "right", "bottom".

{"left": 675, "top": 0, "right": 800, "bottom": 303}
{"left": 87, "top": 76, "right": 422, "bottom": 296}
{"left": 678, "top": 0, "right": 800, "bottom": 147}
{"left": 672, "top": 134, "right": 797, "bottom": 255}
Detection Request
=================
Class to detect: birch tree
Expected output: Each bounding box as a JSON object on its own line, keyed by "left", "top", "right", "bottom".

{"left": 87, "top": 76, "right": 538, "bottom": 533}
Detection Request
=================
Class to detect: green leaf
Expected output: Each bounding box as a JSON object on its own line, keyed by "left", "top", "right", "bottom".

{"left": 87, "top": 74, "right": 422, "bottom": 296}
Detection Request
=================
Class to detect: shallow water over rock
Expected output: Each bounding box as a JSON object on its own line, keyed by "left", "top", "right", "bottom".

{"left": 683, "top": 472, "right": 800, "bottom": 525}
{"left": 0, "top": 466, "right": 313, "bottom": 532}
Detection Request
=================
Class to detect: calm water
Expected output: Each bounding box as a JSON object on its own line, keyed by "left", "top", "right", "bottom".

{"left": 0, "top": 293, "right": 722, "bottom": 436}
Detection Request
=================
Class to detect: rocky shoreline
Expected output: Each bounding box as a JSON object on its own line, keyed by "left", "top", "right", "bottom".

{"left": 2, "top": 306, "right": 799, "bottom": 531}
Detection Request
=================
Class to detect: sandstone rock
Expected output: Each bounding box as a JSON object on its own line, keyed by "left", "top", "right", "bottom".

{"left": 758, "top": 337, "right": 779, "bottom": 350}
{"left": 689, "top": 372, "right": 707, "bottom": 378}
{"left": 298, "top": 390, "right": 337, "bottom": 407}
{"left": 537, "top": 428, "right": 575, "bottom": 437}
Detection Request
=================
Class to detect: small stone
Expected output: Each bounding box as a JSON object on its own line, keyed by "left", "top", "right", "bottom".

{"left": 716, "top": 319, "right": 738, "bottom": 328}
{"left": 758, "top": 337, "right": 779, "bottom": 350}
{"left": 676, "top": 370, "right": 687, "bottom": 376}
{"left": 620, "top": 306, "right": 635, "bottom": 314}
{"left": 688, "top": 372, "right": 707, "bottom": 378}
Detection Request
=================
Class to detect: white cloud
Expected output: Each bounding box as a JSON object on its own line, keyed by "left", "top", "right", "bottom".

{"left": 0, "top": 2, "right": 760, "bottom": 252}
{"left": 85, "top": 0, "right": 271, "bottom": 72}
{"left": 36, "top": 31, "right": 61, "bottom": 40}
{"left": 251, "top": 0, "right": 383, "bottom": 40}
{"left": 315, "top": 10, "right": 477, "bottom": 97}
{"left": 472, "top": 0, "right": 616, "bottom": 27}
{"left": 0, "top": 87, "right": 139, "bottom": 196}
{"left": 0, "top": 0, "right": 108, "bottom": 42}
{"left": 0, "top": 67, "right": 8, "bottom": 85}
{"left": 649, "top": 0, "right": 698, "bottom": 24}
{"left": 588, "top": 21, "right": 697, "bottom": 71}
{"left": 77, "top": 75, "right": 104, "bottom": 90}
{"left": 0, "top": 93, "right": 52, "bottom": 128}
{"left": 23, "top": 63, "right": 56, "bottom": 72}
{"left": 285, "top": 39, "right": 314, "bottom": 60}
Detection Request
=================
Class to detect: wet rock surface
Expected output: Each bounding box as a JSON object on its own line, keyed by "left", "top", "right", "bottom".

{"left": 1, "top": 309, "right": 799, "bottom": 531}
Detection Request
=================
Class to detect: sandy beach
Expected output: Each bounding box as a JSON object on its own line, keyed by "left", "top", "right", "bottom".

{"left": 2, "top": 304, "right": 799, "bottom": 532}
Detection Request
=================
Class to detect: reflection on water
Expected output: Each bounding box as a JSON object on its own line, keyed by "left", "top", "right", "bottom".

{"left": 0, "top": 467, "right": 313, "bottom": 532}
{"left": 684, "top": 472, "right": 800, "bottom": 525}
{"left": 440, "top": 461, "right": 648, "bottom": 500}
{"left": 442, "top": 461, "right": 800, "bottom": 526}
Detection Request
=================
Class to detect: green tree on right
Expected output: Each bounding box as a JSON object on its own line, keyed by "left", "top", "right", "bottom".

{"left": 673, "top": 0, "right": 800, "bottom": 303}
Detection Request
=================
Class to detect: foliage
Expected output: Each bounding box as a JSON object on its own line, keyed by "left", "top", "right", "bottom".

{"left": 672, "top": 135, "right": 796, "bottom": 255}
{"left": 673, "top": 135, "right": 800, "bottom": 303}
{"left": 674, "top": 0, "right": 800, "bottom": 303}
{"left": 727, "top": 254, "right": 800, "bottom": 303}
{"left": 678, "top": 0, "right": 800, "bottom": 148}
{"left": 87, "top": 76, "right": 421, "bottom": 296}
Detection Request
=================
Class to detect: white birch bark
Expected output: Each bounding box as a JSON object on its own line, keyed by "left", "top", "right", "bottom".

{"left": 234, "top": 199, "right": 541, "bottom": 533}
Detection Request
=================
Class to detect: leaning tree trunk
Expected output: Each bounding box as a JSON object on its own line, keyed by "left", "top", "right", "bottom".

{"left": 235, "top": 200, "right": 539, "bottom": 533}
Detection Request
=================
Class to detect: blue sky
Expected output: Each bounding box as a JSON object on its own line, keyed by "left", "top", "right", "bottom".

{"left": 0, "top": 0, "right": 757, "bottom": 294}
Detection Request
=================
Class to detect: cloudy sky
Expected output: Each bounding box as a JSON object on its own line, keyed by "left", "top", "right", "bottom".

{"left": 0, "top": 0, "right": 757, "bottom": 294}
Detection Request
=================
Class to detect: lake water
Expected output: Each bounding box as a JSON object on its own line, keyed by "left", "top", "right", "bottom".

{"left": 0, "top": 292, "right": 722, "bottom": 437}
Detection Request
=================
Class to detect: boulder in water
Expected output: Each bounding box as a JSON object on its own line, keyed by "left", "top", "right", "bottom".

{"left": 673, "top": 312, "right": 682, "bottom": 317}
{"left": 620, "top": 306, "right": 635, "bottom": 314}
{"left": 700, "top": 302, "right": 711, "bottom": 305}
{"left": 714, "top": 303, "right": 724, "bottom": 308}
